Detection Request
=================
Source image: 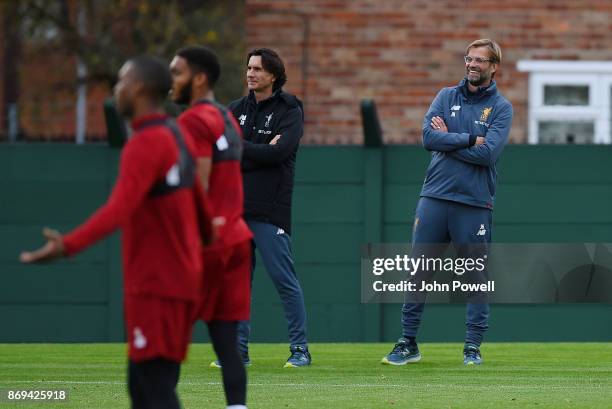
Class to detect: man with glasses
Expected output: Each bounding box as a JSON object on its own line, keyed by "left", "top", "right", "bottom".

{"left": 382, "top": 39, "right": 513, "bottom": 366}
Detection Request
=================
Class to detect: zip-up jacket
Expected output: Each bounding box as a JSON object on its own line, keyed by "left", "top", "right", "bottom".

{"left": 228, "top": 89, "right": 303, "bottom": 235}
{"left": 420, "top": 78, "right": 513, "bottom": 209}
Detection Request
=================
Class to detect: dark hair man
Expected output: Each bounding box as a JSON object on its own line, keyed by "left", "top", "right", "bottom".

{"left": 20, "top": 55, "right": 214, "bottom": 408}
{"left": 228, "top": 48, "right": 311, "bottom": 367}
{"left": 382, "top": 39, "right": 513, "bottom": 366}
{"left": 170, "top": 45, "right": 251, "bottom": 409}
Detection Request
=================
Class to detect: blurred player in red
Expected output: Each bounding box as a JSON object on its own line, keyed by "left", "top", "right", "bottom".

{"left": 20, "top": 55, "right": 214, "bottom": 409}
{"left": 170, "top": 46, "right": 251, "bottom": 409}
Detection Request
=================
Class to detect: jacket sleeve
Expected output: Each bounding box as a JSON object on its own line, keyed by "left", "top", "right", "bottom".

{"left": 242, "top": 106, "right": 303, "bottom": 164}
{"left": 62, "top": 138, "right": 163, "bottom": 255}
{"left": 193, "top": 176, "right": 214, "bottom": 244}
{"left": 422, "top": 89, "right": 472, "bottom": 152}
{"left": 447, "top": 103, "right": 513, "bottom": 167}
{"left": 178, "top": 111, "right": 215, "bottom": 158}
{"left": 228, "top": 98, "right": 264, "bottom": 171}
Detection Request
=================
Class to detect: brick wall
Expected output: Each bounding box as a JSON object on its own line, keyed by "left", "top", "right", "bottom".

{"left": 246, "top": 0, "right": 612, "bottom": 144}
{"left": 0, "top": 4, "right": 108, "bottom": 141}
{"left": 18, "top": 50, "right": 108, "bottom": 141}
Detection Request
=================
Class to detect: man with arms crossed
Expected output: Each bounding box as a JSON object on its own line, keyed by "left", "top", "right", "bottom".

{"left": 21, "top": 55, "right": 214, "bottom": 408}
{"left": 382, "top": 39, "right": 513, "bottom": 366}
{"left": 229, "top": 48, "right": 311, "bottom": 367}
{"left": 170, "top": 45, "right": 251, "bottom": 409}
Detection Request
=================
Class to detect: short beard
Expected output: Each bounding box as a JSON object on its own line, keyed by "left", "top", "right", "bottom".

{"left": 468, "top": 76, "right": 486, "bottom": 86}
{"left": 466, "top": 68, "right": 490, "bottom": 87}
{"left": 174, "top": 79, "right": 193, "bottom": 105}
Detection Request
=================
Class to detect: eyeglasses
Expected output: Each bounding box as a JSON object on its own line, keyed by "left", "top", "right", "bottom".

{"left": 464, "top": 55, "right": 494, "bottom": 65}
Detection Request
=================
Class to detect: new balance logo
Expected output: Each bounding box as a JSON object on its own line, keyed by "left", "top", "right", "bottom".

{"left": 276, "top": 228, "right": 285, "bottom": 235}
{"left": 476, "top": 224, "right": 486, "bottom": 236}
{"left": 239, "top": 114, "right": 247, "bottom": 126}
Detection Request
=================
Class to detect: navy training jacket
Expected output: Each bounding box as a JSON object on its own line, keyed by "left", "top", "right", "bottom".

{"left": 420, "top": 78, "right": 513, "bottom": 209}
{"left": 229, "top": 89, "right": 303, "bottom": 235}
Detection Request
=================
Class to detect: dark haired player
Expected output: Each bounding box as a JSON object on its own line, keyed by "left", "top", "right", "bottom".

{"left": 228, "top": 48, "right": 310, "bottom": 368}
{"left": 20, "top": 55, "right": 214, "bottom": 409}
{"left": 170, "top": 46, "right": 250, "bottom": 409}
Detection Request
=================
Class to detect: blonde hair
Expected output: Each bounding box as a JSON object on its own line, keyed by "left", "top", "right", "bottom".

{"left": 466, "top": 39, "right": 502, "bottom": 64}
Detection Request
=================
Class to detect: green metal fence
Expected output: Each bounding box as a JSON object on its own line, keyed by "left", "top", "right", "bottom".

{"left": 1, "top": 144, "right": 611, "bottom": 342}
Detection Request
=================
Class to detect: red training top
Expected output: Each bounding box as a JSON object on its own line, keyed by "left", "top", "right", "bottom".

{"left": 179, "top": 101, "right": 252, "bottom": 248}
{"left": 63, "top": 113, "right": 212, "bottom": 301}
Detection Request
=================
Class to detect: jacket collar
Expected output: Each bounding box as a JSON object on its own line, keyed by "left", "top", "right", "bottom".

{"left": 247, "top": 89, "right": 282, "bottom": 106}
{"left": 458, "top": 77, "right": 497, "bottom": 100}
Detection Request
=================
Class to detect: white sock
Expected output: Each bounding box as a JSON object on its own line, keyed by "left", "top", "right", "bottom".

{"left": 227, "top": 406, "right": 247, "bottom": 409}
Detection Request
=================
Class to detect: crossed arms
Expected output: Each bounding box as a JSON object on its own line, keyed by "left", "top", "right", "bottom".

{"left": 241, "top": 106, "right": 303, "bottom": 170}
{"left": 422, "top": 90, "right": 513, "bottom": 167}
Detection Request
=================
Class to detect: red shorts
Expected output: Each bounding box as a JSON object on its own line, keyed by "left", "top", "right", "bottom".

{"left": 125, "top": 295, "right": 196, "bottom": 363}
{"left": 198, "top": 239, "right": 251, "bottom": 322}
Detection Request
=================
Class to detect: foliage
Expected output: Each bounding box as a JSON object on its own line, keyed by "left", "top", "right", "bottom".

{"left": 17, "top": 0, "right": 246, "bottom": 103}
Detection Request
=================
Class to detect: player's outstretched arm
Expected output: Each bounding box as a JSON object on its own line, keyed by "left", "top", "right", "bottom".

{"left": 19, "top": 227, "right": 65, "bottom": 263}
{"left": 30, "top": 138, "right": 162, "bottom": 259}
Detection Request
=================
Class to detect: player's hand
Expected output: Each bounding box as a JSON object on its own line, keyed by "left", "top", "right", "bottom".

{"left": 269, "top": 134, "right": 281, "bottom": 145}
{"left": 19, "top": 227, "right": 65, "bottom": 263}
{"left": 430, "top": 116, "right": 448, "bottom": 132}
{"left": 475, "top": 136, "right": 486, "bottom": 145}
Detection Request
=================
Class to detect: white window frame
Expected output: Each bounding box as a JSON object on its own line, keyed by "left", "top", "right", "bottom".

{"left": 517, "top": 60, "right": 612, "bottom": 144}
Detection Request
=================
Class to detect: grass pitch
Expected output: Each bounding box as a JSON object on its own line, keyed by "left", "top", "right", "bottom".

{"left": 1, "top": 343, "right": 611, "bottom": 408}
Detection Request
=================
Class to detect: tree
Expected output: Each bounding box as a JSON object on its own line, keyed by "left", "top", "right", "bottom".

{"left": 18, "top": 0, "right": 246, "bottom": 103}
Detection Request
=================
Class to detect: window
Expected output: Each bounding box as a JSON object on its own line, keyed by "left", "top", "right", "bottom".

{"left": 517, "top": 61, "right": 612, "bottom": 144}
{"left": 543, "top": 85, "right": 588, "bottom": 106}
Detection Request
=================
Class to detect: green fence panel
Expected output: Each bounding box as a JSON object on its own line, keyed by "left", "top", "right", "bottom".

{"left": 1, "top": 144, "right": 611, "bottom": 342}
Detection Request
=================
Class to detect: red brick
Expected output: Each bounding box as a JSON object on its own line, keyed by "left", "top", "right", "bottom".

{"left": 246, "top": 0, "right": 612, "bottom": 144}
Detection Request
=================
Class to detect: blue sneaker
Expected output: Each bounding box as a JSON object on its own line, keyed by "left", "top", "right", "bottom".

{"left": 381, "top": 338, "right": 421, "bottom": 365}
{"left": 283, "top": 345, "right": 311, "bottom": 368}
{"left": 210, "top": 354, "right": 251, "bottom": 368}
{"left": 463, "top": 344, "right": 482, "bottom": 365}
